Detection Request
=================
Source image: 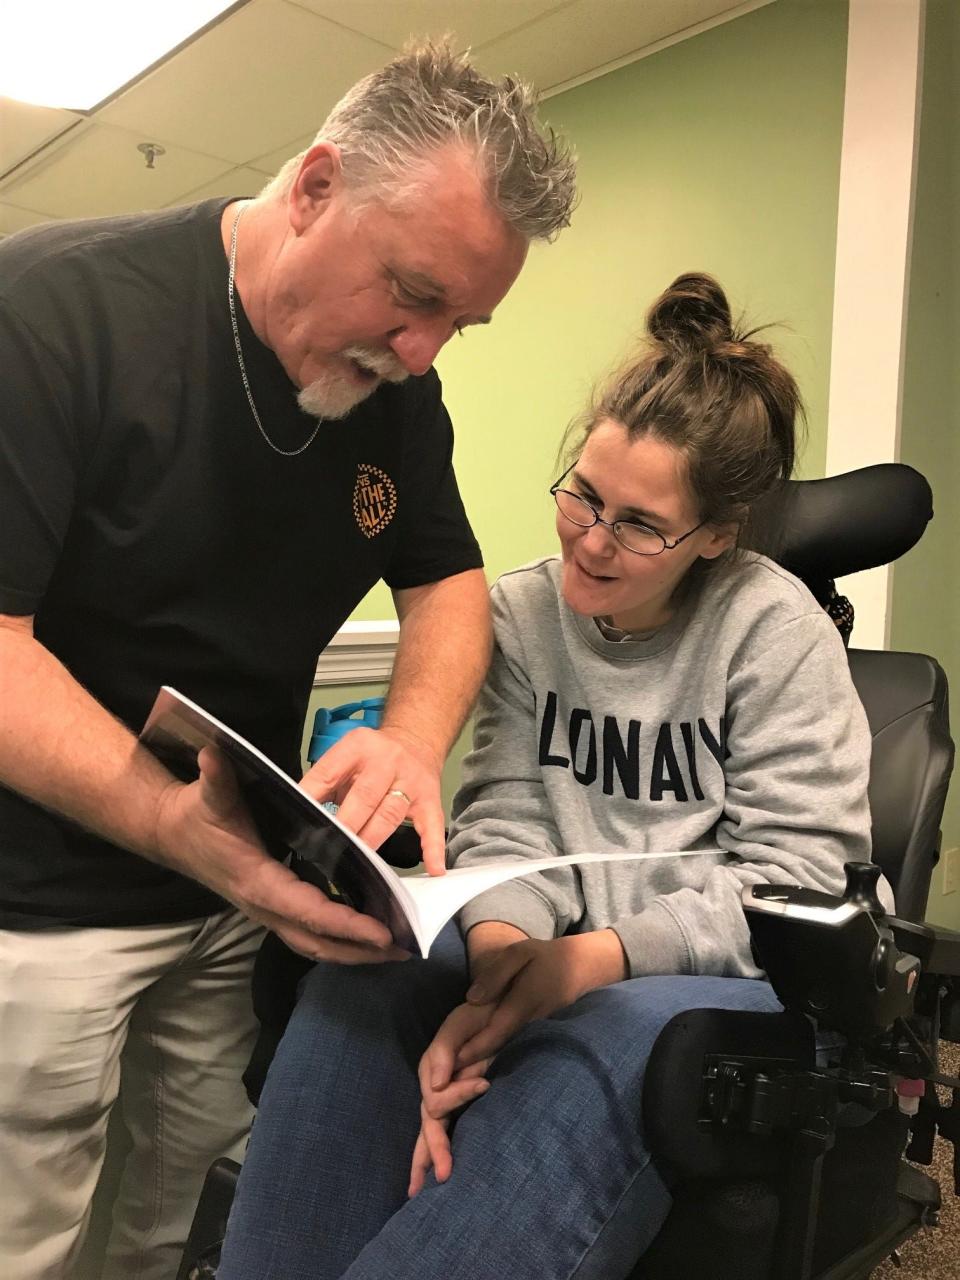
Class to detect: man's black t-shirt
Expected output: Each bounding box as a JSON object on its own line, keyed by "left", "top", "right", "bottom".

{"left": 0, "top": 200, "right": 483, "bottom": 929}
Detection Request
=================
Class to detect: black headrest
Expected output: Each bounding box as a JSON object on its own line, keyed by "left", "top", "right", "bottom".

{"left": 746, "top": 464, "right": 933, "bottom": 586}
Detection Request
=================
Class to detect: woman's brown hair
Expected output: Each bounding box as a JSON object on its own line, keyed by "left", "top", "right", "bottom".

{"left": 563, "top": 273, "right": 803, "bottom": 548}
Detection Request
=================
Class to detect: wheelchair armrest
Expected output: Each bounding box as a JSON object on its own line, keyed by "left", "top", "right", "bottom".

{"left": 176, "top": 1158, "right": 241, "bottom": 1280}
{"left": 894, "top": 919, "right": 960, "bottom": 1044}
{"left": 642, "top": 1007, "right": 814, "bottom": 1185}
{"left": 890, "top": 917, "right": 960, "bottom": 977}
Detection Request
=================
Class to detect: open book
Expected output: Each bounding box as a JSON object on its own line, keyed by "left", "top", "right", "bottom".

{"left": 141, "top": 687, "right": 703, "bottom": 957}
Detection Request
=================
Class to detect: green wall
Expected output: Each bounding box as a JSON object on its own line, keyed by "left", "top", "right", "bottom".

{"left": 889, "top": 0, "right": 960, "bottom": 928}
{"left": 353, "top": 0, "right": 849, "bottom": 622}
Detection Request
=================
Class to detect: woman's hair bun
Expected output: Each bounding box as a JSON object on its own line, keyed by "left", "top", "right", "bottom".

{"left": 646, "top": 272, "right": 733, "bottom": 351}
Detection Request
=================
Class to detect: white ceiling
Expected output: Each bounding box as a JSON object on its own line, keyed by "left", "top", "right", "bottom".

{"left": 0, "top": 0, "right": 770, "bottom": 236}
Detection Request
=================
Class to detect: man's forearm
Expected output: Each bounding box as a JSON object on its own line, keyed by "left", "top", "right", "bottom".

{"left": 385, "top": 569, "right": 492, "bottom": 765}
{"left": 0, "top": 619, "right": 180, "bottom": 863}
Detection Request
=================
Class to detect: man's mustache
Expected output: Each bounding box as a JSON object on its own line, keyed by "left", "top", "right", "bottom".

{"left": 343, "top": 345, "right": 408, "bottom": 383}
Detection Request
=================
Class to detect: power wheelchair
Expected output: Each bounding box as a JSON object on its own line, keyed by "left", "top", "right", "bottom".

{"left": 179, "top": 463, "right": 959, "bottom": 1280}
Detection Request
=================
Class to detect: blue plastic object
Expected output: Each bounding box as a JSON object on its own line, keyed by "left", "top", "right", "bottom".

{"left": 308, "top": 697, "right": 385, "bottom": 764}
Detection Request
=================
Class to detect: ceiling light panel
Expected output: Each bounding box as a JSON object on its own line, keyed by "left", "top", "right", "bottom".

{"left": 98, "top": 1, "right": 390, "bottom": 166}
{"left": 1, "top": 1, "right": 242, "bottom": 111}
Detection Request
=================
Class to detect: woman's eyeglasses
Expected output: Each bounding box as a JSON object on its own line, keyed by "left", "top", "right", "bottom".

{"left": 550, "top": 465, "right": 706, "bottom": 556}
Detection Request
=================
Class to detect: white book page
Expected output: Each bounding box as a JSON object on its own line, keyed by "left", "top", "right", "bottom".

{"left": 402, "top": 850, "right": 712, "bottom": 956}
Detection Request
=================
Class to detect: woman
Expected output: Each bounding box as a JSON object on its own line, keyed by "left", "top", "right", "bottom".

{"left": 217, "top": 274, "right": 876, "bottom": 1280}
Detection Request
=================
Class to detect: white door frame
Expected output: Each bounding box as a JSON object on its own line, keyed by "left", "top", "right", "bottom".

{"left": 825, "top": 0, "right": 925, "bottom": 649}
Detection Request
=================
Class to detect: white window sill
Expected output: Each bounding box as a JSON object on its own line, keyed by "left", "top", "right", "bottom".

{"left": 314, "top": 620, "right": 399, "bottom": 686}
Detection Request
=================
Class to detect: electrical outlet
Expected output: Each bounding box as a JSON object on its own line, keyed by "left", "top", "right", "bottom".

{"left": 944, "top": 847, "right": 960, "bottom": 896}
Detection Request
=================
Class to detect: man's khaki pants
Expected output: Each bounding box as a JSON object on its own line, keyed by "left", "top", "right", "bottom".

{"left": 0, "top": 908, "right": 264, "bottom": 1280}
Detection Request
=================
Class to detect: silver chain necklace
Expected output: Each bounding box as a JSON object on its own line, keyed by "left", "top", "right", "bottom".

{"left": 227, "top": 204, "right": 322, "bottom": 457}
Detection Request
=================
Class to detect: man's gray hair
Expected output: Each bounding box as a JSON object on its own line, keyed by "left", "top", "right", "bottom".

{"left": 262, "top": 38, "right": 576, "bottom": 242}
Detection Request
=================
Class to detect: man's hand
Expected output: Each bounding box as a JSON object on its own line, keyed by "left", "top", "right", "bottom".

{"left": 300, "top": 725, "right": 446, "bottom": 874}
{"left": 302, "top": 569, "right": 491, "bottom": 876}
{"left": 156, "top": 746, "right": 407, "bottom": 963}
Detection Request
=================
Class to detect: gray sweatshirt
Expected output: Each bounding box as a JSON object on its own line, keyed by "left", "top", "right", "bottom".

{"left": 450, "top": 553, "right": 880, "bottom": 978}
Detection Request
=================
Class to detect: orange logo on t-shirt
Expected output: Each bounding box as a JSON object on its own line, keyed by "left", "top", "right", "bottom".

{"left": 353, "top": 464, "right": 398, "bottom": 539}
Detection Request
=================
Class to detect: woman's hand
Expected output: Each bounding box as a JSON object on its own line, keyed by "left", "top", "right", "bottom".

{"left": 409, "top": 1002, "right": 495, "bottom": 1197}
{"left": 408, "top": 930, "right": 627, "bottom": 1195}
{"left": 455, "top": 930, "right": 628, "bottom": 1070}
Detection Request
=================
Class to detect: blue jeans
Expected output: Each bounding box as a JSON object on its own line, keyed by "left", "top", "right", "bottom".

{"left": 218, "top": 927, "right": 782, "bottom": 1280}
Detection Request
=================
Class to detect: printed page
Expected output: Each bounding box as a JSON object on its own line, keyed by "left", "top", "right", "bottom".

{"left": 402, "top": 850, "right": 713, "bottom": 956}
{"left": 140, "top": 687, "right": 422, "bottom": 951}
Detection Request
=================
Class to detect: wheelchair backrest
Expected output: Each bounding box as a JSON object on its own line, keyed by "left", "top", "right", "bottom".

{"left": 847, "top": 648, "right": 953, "bottom": 921}
{"left": 750, "top": 464, "right": 950, "bottom": 923}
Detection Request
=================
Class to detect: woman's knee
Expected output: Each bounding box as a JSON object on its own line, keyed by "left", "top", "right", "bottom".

{"left": 567, "top": 975, "right": 781, "bottom": 1031}
{"left": 508, "top": 976, "right": 781, "bottom": 1094}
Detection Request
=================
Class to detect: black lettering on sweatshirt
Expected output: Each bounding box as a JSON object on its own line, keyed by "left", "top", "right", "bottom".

{"left": 697, "top": 716, "right": 728, "bottom": 766}
{"left": 650, "top": 722, "right": 688, "bottom": 802}
{"left": 538, "top": 690, "right": 570, "bottom": 769}
{"left": 603, "top": 715, "right": 641, "bottom": 799}
{"left": 538, "top": 691, "right": 726, "bottom": 803}
{"left": 568, "top": 709, "right": 598, "bottom": 785}
{"left": 679, "top": 721, "right": 705, "bottom": 802}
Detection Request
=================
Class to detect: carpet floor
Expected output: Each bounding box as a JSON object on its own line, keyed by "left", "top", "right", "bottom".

{"left": 873, "top": 1040, "right": 959, "bottom": 1279}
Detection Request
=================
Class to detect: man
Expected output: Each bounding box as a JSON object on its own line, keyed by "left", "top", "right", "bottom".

{"left": 0, "top": 40, "right": 576, "bottom": 1279}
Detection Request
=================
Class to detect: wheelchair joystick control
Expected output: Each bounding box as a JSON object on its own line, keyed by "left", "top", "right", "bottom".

{"left": 742, "top": 865, "right": 924, "bottom": 1036}
{"left": 843, "top": 861, "right": 885, "bottom": 915}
